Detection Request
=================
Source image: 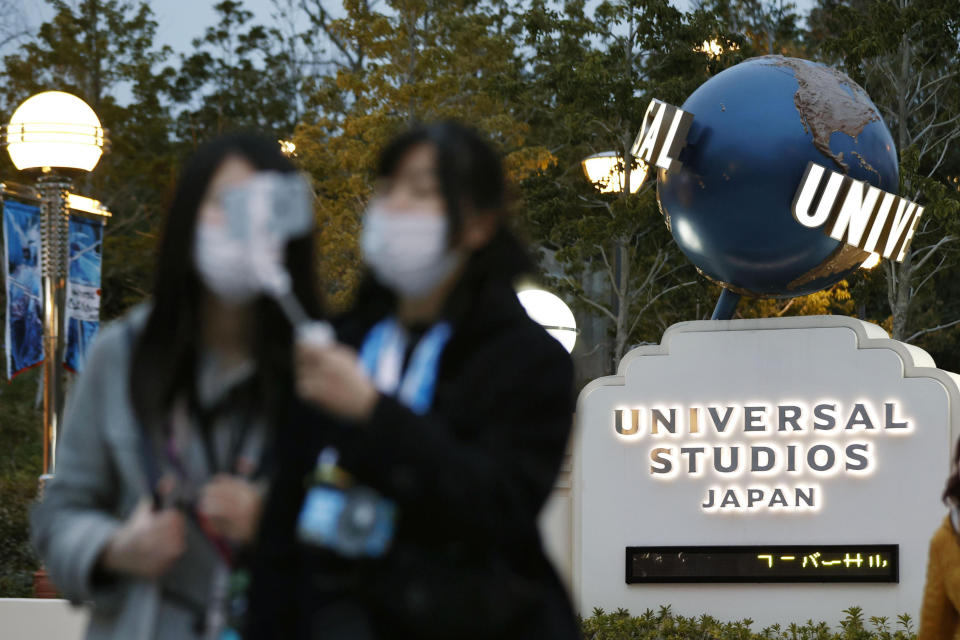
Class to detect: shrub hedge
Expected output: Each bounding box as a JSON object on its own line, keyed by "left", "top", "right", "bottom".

{"left": 0, "top": 368, "right": 42, "bottom": 597}
{"left": 580, "top": 606, "right": 916, "bottom": 640}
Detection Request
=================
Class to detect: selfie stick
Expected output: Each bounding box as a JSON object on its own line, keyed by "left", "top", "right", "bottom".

{"left": 222, "top": 172, "right": 335, "bottom": 347}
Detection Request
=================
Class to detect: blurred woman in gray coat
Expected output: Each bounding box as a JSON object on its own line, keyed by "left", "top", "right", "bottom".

{"left": 30, "top": 133, "right": 321, "bottom": 639}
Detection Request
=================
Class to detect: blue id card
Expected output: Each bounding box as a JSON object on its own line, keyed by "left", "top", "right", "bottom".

{"left": 297, "top": 486, "right": 347, "bottom": 547}
{"left": 296, "top": 485, "right": 396, "bottom": 558}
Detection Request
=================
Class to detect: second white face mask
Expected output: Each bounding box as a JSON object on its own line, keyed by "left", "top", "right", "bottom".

{"left": 194, "top": 222, "right": 262, "bottom": 304}
{"left": 361, "top": 205, "right": 463, "bottom": 298}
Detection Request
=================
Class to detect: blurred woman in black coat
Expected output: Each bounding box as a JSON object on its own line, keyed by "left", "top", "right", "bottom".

{"left": 245, "top": 122, "right": 579, "bottom": 639}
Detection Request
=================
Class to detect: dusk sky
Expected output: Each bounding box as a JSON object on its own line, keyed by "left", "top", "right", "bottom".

{"left": 24, "top": 0, "right": 285, "bottom": 56}
{"left": 22, "top": 0, "right": 818, "bottom": 61}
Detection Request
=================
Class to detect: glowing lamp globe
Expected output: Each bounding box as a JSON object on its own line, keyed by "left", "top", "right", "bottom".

{"left": 518, "top": 289, "right": 578, "bottom": 353}
{"left": 5, "top": 91, "right": 106, "bottom": 172}
{"left": 582, "top": 151, "right": 645, "bottom": 194}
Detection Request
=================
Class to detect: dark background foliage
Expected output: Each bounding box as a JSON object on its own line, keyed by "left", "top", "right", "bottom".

{"left": 0, "top": 0, "right": 957, "bottom": 598}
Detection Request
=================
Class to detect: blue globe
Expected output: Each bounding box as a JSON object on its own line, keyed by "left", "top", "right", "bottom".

{"left": 657, "top": 56, "right": 898, "bottom": 298}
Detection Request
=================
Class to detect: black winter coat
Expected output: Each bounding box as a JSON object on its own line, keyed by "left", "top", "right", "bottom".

{"left": 245, "top": 251, "right": 580, "bottom": 639}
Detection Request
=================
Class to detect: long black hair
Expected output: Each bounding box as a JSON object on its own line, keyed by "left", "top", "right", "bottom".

{"left": 346, "top": 121, "right": 532, "bottom": 333}
{"left": 130, "top": 133, "right": 322, "bottom": 434}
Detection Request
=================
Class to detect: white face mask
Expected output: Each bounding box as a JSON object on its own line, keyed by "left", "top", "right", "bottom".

{"left": 194, "top": 222, "right": 262, "bottom": 304}
{"left": 361, "top": 205, "right": 464, "bottom": 298}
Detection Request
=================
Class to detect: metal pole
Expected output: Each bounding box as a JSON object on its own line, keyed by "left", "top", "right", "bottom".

{"left": 36, "top": 172, "right": 72, "bottom": 481}
{"left": 32, "top": 175, "right": 98, "bottom": 599}
{"left": 711, "top": 288, "right": 742, "bottom": 321}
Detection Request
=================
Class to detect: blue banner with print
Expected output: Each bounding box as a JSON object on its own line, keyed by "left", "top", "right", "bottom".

{"left": 3, "top": 200, "right": 43, "bottom": 379}
{"left": 64, "top": 215, "right": 103, "bottom": 373}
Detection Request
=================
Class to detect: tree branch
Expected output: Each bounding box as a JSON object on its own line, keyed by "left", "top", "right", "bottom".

{"left": 596, "top": 244, "right": 618, "bottom": 295}
{"left": 627, "top": 280, "right": 697, "bottom": 337}
{"left": 577, "top": 292, "right": 618, "bottom": 324}
{"left": 913, "top": 235, "right": 954, "bottom": 272}
{"left": 913, "top": 254, "right": 947, "bottom": 294}
{"left": 907, "top": 318, "right": 960, "bottom": 343}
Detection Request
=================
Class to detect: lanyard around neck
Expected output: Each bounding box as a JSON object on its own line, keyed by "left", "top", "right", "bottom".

{"left": 359, "top": 317, "right": 452, "bottom": 415}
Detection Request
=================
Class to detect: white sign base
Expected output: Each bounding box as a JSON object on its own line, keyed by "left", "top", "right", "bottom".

{"left": 572, "top": 316, "right": 958, "bottom": 626}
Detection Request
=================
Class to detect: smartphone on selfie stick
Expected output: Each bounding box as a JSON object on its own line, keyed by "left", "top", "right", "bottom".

{"left": 219, "top": 172, "right": 334, "bottom": 346}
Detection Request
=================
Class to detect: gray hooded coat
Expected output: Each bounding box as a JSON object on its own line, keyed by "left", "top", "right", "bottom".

{"left": 30, "top": 308, "right": 227, "bottom": 640}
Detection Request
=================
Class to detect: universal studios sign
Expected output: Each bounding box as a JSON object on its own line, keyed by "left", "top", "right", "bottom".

{"left": 572, "top": 316, "right": 957, "bottom": 627}
{"left": 614, "top": 398, "right": 911, "bottom": 512}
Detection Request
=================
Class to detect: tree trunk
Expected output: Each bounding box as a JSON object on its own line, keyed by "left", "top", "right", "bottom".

{"left": 885, "top": 19, "right": 916, "bottom": 342}
{"left": 890, "top": 250, "right": 913, "bottom": 341}
{"left": 613, "top": 238, "right": 631, "bottom": 366}
{"left": 577, "top": 269, "right": 612, "bottom": 383}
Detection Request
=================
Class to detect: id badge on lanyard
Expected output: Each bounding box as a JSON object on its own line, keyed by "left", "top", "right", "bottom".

{"left": 294, "top": 317, "right": 452, "bottom": 559}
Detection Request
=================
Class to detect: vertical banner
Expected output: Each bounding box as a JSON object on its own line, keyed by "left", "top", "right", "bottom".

{"left": 2, "top": 200, "right": 44, "bottom": 379}
{"left": 64, "top": 215, "right": 103, "bottom": 373}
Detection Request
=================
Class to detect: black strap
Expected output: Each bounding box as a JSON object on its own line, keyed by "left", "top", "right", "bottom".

{"left": 124, "top": 321, "right": 165, "bottom": 508}
{"left": 190, "top": 378, "right": 257, "bottom": 477}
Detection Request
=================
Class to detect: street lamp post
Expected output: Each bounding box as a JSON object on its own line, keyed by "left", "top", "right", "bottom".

{"left": 581, "top": 150, "right": 646, "bottom": 368}
{"left": 580, "top": 148, "right": 647, "bottom": 299}
{"left": 37, "top": 174, "right": 72, "bottom": 478}
{"left": 2, "top": 91, "right": 108, "bottom": 484}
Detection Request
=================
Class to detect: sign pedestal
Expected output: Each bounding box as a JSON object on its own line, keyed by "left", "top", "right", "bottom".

{"left": 571, "top": 316, "right": 957, "bottom": 625}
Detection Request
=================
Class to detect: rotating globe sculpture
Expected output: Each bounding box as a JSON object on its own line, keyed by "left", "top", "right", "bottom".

{"left": 656, "top": 56, "right": 898, "bottom": 314}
